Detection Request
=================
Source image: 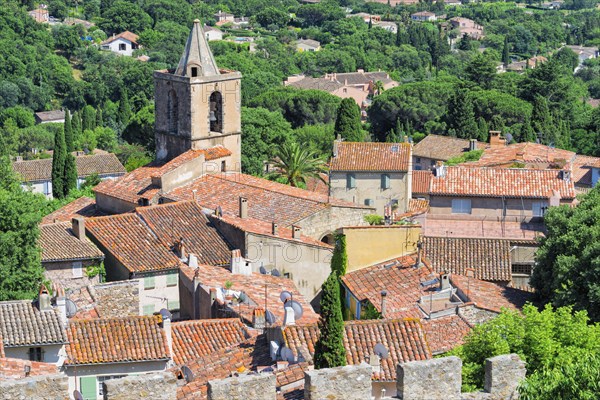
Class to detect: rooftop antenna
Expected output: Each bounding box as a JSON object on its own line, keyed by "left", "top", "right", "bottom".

{"left": 65, "top": 298, "right": 78, "bottom": 318}
{"left": 374, "top": 343, "right": 389, "bottom": 359}
{"left": 265, "top": 310, "right": 276, "bottom": 325}
{"left": 279, "top": 290, "right": 293, "bottom": 303}
{"left": 285, "top": 300, "right": 304, "bottom": 320}
{"left": 181, "top": 365, "right": 195, "bottom": 383}
{"left": 159, "top": 308, "right": 172, "bottom": 320}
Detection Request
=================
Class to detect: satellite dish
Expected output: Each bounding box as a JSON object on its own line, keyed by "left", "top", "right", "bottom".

{"left": 279, "top": 290, "right": 292, "bottom": 303}
{"left": 73, "top": 390, "right": 84, "bottom": 400}
{"left": 285, "top": 300, "right": 304, "bottom": 320}
{"left": 159, "top": 308, "right": 172, "bottom": 320}
{"left": 65, "top": 299, "right": 77, "bottom": 318}
{"left": 265, "top": 310, "right": 276, "bottom": 325}
{"left": 374, "top": 343, "right": 389, "bottom": 359}
{"left": 181, "top": 365, "right": 195, "bottom": 383}
{"left": 280, "top": 347, "right": 294, "bottom": 362}
{"left": 505, "top": 133, "right": 513, "bottom": 143}
{"left": 271, "top": 268, "right": 281, "bottom": 277}
{"left": 259, "top": 266, "right": 268, "bottom": 275}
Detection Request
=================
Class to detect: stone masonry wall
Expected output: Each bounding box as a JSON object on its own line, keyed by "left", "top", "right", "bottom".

{"left": 92, "top": 279, "right": 140, "bottom": 317}
{"left": 304, "top": 362, "right": 372, "bottom": 400}
{"left": 0, "top": 374, "right": 68, "bottom": 400}
{"left": 208, "top": 373, "right": 276, "bottom": 400}
{"left": 397, "top": 356, "right": 463, "bottom": 400}
{"left": 484, "top": 354, "right": 526, "bottom": 400}
{"left": 103, "top": 371, "right": 177, "bottom": 400}
{"left": 458, "top": 304, "right": 499, "bottom": 326}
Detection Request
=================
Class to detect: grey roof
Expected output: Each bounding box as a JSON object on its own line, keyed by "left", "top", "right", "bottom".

{"left": 0, "top": 301, "right": 67, "bottom": 347}
{"left": 175, "top": 19, "right": 220, "bottom": 77}
{"left": 335, "top": 71, "right": 394, "bottom": 86}
{"left": 39, "top": 222, "right": 104, "bottom": 263}
{"left": 297, "top": 39, "right": 320, "bottom": 48}
{"left": 287, "top": 77, "right": 344, "bottom": 91}
{"left": 34, "top": 110, "right": 65, "bottom": 122}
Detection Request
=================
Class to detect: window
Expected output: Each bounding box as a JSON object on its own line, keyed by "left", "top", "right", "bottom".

{"left": 143, "top": 304, "right": 155, "bottom": 315}
{"left": 416, "top": 157, "right": 421, "bottom": 164}
{"left": 168, "top": 299, "right": 180, "bottom": 311}
{"left": 364, "top": 198, "right": 374, "bottom": 206}
{"left": 28, "top": 347, "right": 44, "bottom": 362}
{"left": 512, "top": 264, "right": 533, "bottom": 275}
{"left": 166, "top": 273, "right": 178, "bottom": 287}
{"left": 209, "top": 91, "right": 223, "bottom": 132}
{"left": 451, "top": 199, "right": 472, "bottom": 214}
{"left": 532, "top": 202, "right": 548, "bottom": 217}
{"left": 191, "top": 67, "right": 198, "bottom": 77}
{"left": 381, "top": 174, "right": 390, "bottom": 189}
{"left": 72, "top": 261, "right": 83, "bottom": 278}
{"left": 80, "top": 376, "right": 97, "bottom": 400}
{"left": 118, "top": 43, "right": 126, "bottom": 51}
{"left": 144, "top": 276, "right": 155, "bottom": 290}
{"left": 415, "top": 165, "right": 422, "bottom": 171}
{"left": 221, "top": 160, "right": 226, "bottom": 172}
{"left": 346, "top": 173, "right": 356, "bottom": 189}
{"left": 97, "top": 375, "right": 127, "bottom": 396}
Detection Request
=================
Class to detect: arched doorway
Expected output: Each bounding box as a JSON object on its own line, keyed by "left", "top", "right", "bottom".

{"left": 321, "top": 233, "right": 335, "bottom": 245}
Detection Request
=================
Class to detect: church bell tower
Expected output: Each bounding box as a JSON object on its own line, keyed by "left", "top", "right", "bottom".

{"left": 153, "top": 19, "right": 242, "bottom": 170}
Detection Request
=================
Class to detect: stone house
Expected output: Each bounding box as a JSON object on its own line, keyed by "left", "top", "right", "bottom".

{"left": 412, "top": 134, "right": 485, "bottom": 171}
{"left": 100, "top": 31, "right": 140, "bottom": 56}
{"left": 214, "top": 10, "right": 235, "bottom": 25}
{"left": 329, "top": 141, "right": 412, "bottom": 216}
{"left": 0, "top": 294, "right": 67, "bottom": 365}
{"left": 13, "top": 153, "right": 126, "bottom": 198}
{"left": 204, "top": 25, "right": 223, "bottom": 41}
{"left": 28, "top": 7, "right": 49, "bottom": 23}
{"left": 296, "top": 39, "right": 321, "bottom": 52}
{"left": 64, "top": 315, "right": 171, "bottom": 399}
{"left": 449, "top": 17, "right": 484, "bottom": 39}
{"left": 411, "top": 11, "right": 437, "bottom": 22}
{"left": 34, "top": 110, "right": 65, "bottom": 124}
{"left": 39, "top": 218, "right": 105, "bottom": 292}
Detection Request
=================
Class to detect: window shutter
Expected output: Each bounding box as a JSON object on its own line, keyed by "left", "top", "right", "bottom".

{"left": 381, "top": 174, "right": 390, "bottom": 189}
{"left": 144, "top": 276, "right": 155, "bottom": 289}
{"left": 80, "top": 376, "right": 97, "bottom": 400}
{"left": 72, "top": 261, "right": 83, "bottom": 278}
{"left": 166, "top": 274, "right": 178, "bottom": 287}
{"left": 143, "top": 304, "right": 155, "bottom": 315}
{"left": 347, "top": 174, "right": 356, "bottom": 189}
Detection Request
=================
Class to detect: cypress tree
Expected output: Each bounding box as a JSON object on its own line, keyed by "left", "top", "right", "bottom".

{"left": 96, "top": 107, "right": 103, "bottom": 127}
{"left": 51, "top": 127, "right": 66, "bottom": 199}
{"left": 330, "top": 234, "right": 348, "bottom": 315}
{"left": 82, "top": 105, "right": 97, "bottom": 131}
{"left": 118, "top": 90, "right": 132, "bottom": 128}
{"left": 313, "top": 271, "right": 347, "bottom": 369}
{"left": 64, "top": 110, "right": 74, "bottom": 152}
{"left": 532, "top": 95, "right": 555, "bottom": 144}
{"left": 446, "top": 88, "right": 478, "bottom": 139}
{"left": 72, "top": 110, "right": 82, "bottom": 143}
{"left": 477, "top": 117, "right": 489, "bottom": 142}
{"left": 368, "top": 17, "right": 372, "bottom": 29}
{"left": 502, "top": 36, "right": 510, "bottom": 67}
{"left": 334, "top": 98, "right": 363, "bottom": 142}
{"left": 518, "top": 117, "right": 536, "bottom": 143}
{"left": 63, "top": 110, "right": 77, "bottom": 197}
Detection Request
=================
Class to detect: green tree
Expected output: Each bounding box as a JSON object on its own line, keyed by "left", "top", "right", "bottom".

{"left": 502, "top": 36, "right": 510, "bottom": 67}
{"left": 118, "top": 89, "right": 132, "bottom": 129}
{"left": 51, "top": 126, "right": 67, "bottom": 199}
{"left": 531, "top": 95, "right": 556, "bottom": 145}
{"left": 465, "top": 54, "right": 497, "bottom": 89}
{"left": 330, "top": 233, "right": 348, "bottom": 316}
{"left": 63, "top": 111, "right": 77, "bottom": 197}
{"left": 71, "top": 111, "right": 82, "bottom": 141}
{"left": 446, "top": 88, "right": 478, "bottom": 139}
{"left": 313, "top": 271, "right": 347, "bottom": 369}
{"left": 334, "top": 98, "right": 363, "bottom": 142}
{"left": 516, "top": 117, "right": 536, "bottom": 143}
{"left": 477, "top": 117, "right": 489, "bottom": 142}
{"left": 255, "top": 7, "right": 289, "bottom": 30}
{"left": 96, "top": 107, "right": 103, "bottom": 128}
{"left": 530, "top": 187, "right": 600, "bottom": 320}
{"left": 0, "top": 157, "right": 45, "bottom": 300}
{"left": 122, "top": 105, "right": 155, "bottom": 151}
{"left": 269, "top": 141, "right": 328, "bottom": 187}
{"left": 99, "top": 0, "right": 153, "bottom": 35}
{"left": 82, "top": 105, "right": 97, "bottom": 132}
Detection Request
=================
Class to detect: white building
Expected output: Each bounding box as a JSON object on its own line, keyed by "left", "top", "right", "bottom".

{"left": 100, "top": 31, "right": 140, "bottom": 56}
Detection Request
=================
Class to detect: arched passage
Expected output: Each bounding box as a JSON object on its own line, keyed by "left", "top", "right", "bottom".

{"left": 209, "top": 91, "right": 223, "bottom": 132}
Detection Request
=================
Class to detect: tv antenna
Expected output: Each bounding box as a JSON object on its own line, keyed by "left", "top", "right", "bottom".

{"left": 181, "top": 365, "right": 195, "bottom": 383}
{"left": 374, "top": 343, "right": 389, "bottom": 359}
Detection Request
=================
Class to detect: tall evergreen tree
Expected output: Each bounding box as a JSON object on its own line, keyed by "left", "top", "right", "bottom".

{"left": 313, "top": 271, "right": 347, "bottom": 369}
{"left": 446, "top": 88, "right": 478, "bottom": 139}
{"left": 51, "top": 126, "right": 67, "bottom": 198}
{"left": 502, "top": 36, "right": 510, "bottom": 67}
{"left": 532, "top": 95, "right": 556, "bottom": 144}
{"left": 96, "top": 107, "right": 103, "bottom": 127}
{"left": 518, "top": 117, "right": 536, "bottom": 143}
{"left": 330, "top": 233, "right": 348, "bottom": 315}
{"left": 334, "top": 98, "right": 363, "bottom": 142}
{"left": 82, "top": 105, "right": 97, "bottom": 131}
{"left": 477, "top": 117, "right": 489, "bottom": 142}
{"left": 64, "top": 110, "right": 73, "bottom": 152}
{"left": 118, "top": 89, "right": 132, "bottom": 128}
{"left": 63, "top": 110, "right": 77, "bottom": 196}
{"left": 71, "top": 110, "right": 82, "bottom": 143}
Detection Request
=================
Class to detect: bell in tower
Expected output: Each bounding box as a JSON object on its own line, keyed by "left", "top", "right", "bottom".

{"left": 153, "top": 19, "right": 242, "bottom": 170}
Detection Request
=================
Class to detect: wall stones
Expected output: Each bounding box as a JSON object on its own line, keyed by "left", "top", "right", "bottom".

{"left": 207, "top": 373, "right": 276, "bottom": 400}
{"left": 304, "top": 362, "right": 372, "bottom": 400}
{"left": 484, "top": 354, "right": 526, "bottom": 400}
{"left": 0, "top": 374, "right": 68, "bottom": 400}
{"left": 103, "top": 371, "right": 177, "bottom": 400}
{"left": 397, "top": 356, "right": 462, "bottom": 400}
{"left": 92, "top": 280, "right": 140, "bottom": 318}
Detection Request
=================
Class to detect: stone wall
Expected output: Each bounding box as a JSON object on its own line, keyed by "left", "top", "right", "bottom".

{"left": 458, "top": 304, "right": 499, "bottom": 326}
{"left": 298, "top": 205, "right": 370, "bottom": 242}
{"left": 0, "top": 374, "right": 68, "bottom": 400}
{"left": 44, "top": 259, "right": 101, "bottom": 293}
{"left": 92, "top": 279, "right": 141, "bottom": 317}
{"left": 484, "top": 354, "right": 526, "bottom": 400}
{"left": 397, "top": 356, "right": 462, "bottom": 400}
{"left": 304, "top": 363, "right": 372, "bottom": 400}
{"left": 207, "top": 373, "right": 276, "bottom": 400}
{"left": 103, "top": 371, "right": 178, "bottom": 400}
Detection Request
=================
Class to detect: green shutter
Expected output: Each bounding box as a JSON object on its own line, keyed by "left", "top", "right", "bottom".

{"left": 80, "top": 376, "right": 97, "bottom": 400}
{"left": 168, "top": 299, "right": 180, "bottom": 310}
{"left": 166, "top": 273, "right": 178, "bottom": 287}
{"left": 143, "top": 304, "right": 155, "bottom": 315}
{"left": 346, "top": 174, "right": 355, "bottom": 189}
{"left": 144, "top": 276, "right": 155, "bottom": 289}
{"left": 381, "top": 174, "right": 390, "bottom": 189}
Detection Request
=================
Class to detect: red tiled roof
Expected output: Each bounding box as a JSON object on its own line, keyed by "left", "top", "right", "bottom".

{"left": 13, "top": 153, "right": 125, "bottom": 182}
{"left": 572, "top": 154, "right": 600, "bottom": 186}
{"left": 421, "top": 314, "right": 472, "bottom": 355}
{"left": 66, "top": 316, "right": 170, "bottom": 365}
{"left": 471, "top": 142, "right": 575, "bottom": 167}
{"left": 430, "top": 167, "right": 576, "bottom": 199}
{"left": 102, "top": 30, "right": 139, "bottom": 45}
{"left": 407, "top": 198, "right": 429, "bottom": 215}
{"left": 423, "top": 214, "right": 545, "bottom": 240}
{"left": 0, "top": 358, "right": 58, "bottom": 380}
{"left": 180, "top": 264, "right": 319, "bottom": 326}
{"left": 412, "top": 134, "right": 485, "bottom": 161}
{"left": 41, "top": 197, "right": 103, "bottom": 225}
{"left": 171, "top": 319, "right": 253, "bottom": 366}
{"left": 412, "top": 170, "right": 432, "bottom": 194}
{"left": 281, "top": 319, "right": 432, "bottom": 381}
{"left": 304, "top": 173, "right": 329, "bottom": 196}
{"left": 451, "top": 274, "right": 533, "bottom": 313}
{"left": 330, "top": 142, "right": 411, "bottom": 172}
{"left": 423, "top": 236, "right": 512, "bottom": 281}
{"left": 39, "top": 222, "right": 104, "bottom": 262}
{"left": 86, "top": 214, "right": 183, "bottom": 273}
{"left": 341, "top": 253, "right": 433, "bottom": 319}
{"left": 137, "top": 202, "right": 233, "bottom": 266}
{"left": 275, "top": 362, "right": 308, "bottom": 387}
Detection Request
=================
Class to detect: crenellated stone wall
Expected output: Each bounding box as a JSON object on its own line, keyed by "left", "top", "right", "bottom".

{"left": 0, "top": 374, "right": 68, "bottom": 400}
{"left": 397, "top": 356, "right": 463, "bottom": 400}
{"left": 102, "top": 371, "right": 178, "bottom": 400}
{"left": 207, "top": 373, "right": 276, "bottom": 400}
{"left": 304, "top": 362, "right": 372, "bottom": 400}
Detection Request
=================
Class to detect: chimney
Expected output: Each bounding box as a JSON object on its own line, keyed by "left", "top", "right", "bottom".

{"left": 489, "top": 131, "right": 505, "bottom": 147}
{"left": 469, "top": 139, "right": 477, "bottom": 151}
{"left": 333, "top": 135, "right": 342, "bottom": 157}
{"left": 239, "top": 197, "right": 248, "bottom": 219}
{"left": 283, "top": 305, "right": 296, "bottom": 326}
{"left": 434, "top": 161, "right": 447, "bottom": 177}
{"left": 440, "top": 272, "right": 451, "bottom": 291}
{"left": 516, "top": 151, "right": 525, "bottom": 161}
{"left": 56, "top": 296, "right": 67, "bottom": 327}
{"left": 380, "top": 290, "right": 387, "bottom": 318}
{"left": 292, "top": 226, "right": 301, "bottom": 239}
{"left": 272, "top": 222, "right": 278, "bottom": 236}
{"left": 71, "top": 217, "right": 86, "bottom": 241}
{"left": 403, "top": 135, "right": 409, "bottom": 143}
{"left": 38, "top": 285, "right": 52, "bottom": 311}
{"left": 252, "top": 308, "right": 265, "bottom": 329}
{"left": 188, "top": 253, "right": 198, "bottom": 269}
{"left": 161, "top": 312, "right": 174, "bottom": 363}
{"left": 15, "top": 156, "right": 23, "bottom": 162}
{"left": 175, "top": 238, "right": 186, "bottom": 260}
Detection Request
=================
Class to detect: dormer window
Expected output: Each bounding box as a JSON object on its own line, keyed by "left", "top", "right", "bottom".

{"left": 191, "top": 67, "right": 198, "bottom": 77}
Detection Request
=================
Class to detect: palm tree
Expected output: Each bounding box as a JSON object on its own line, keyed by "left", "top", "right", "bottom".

{"left": 373, "top": 80, "right": 385, "bottom": 96}
{"left": 269, "top": 142, "right": 328, "bottom": 188}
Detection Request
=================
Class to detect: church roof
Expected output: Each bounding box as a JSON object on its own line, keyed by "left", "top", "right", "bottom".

{"left": 175, "top": 19, "right": 220, "bottom": 77}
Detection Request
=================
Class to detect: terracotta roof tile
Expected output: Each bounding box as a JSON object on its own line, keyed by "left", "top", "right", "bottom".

{"left": 66, "top": 315, "right": 169, "bottom": 365}
{"left": 413, "top": 135, "right": 485, "bottom": 160}
{"left": 412, "top": 170, "right": 432, "bottom": 194}
{"left": 330, "top": 142, "right": 411, "bottom": 172}
{"left": 451, "top": 275, "right": 533, "bottom": 313}
{"left": 39, "top": 222, "right": 104, "bottom": 263}
{"left": 102, "top": 30, "right": 139, "bottom": 45}
{"left": 13, "top": 154, "right": 125, "bottom": 182}
{"left": 422, "top": 215, "right": 545, "bottom": 240}
{"left": 430, "top": 167, "right": 576, "bottom": 199}
{"left": 86, "top": 214, "right": 183, "bottom": 273}
{"left": 171, "top": 319, "right": 252, "bottom": 365}
{"left": 421, "top": 314, "right": 472, "bottom": 354}
{"left": 423, "top": 236, "right": 512, "bottom": 281}
{"left": 0, "top": 358, "right": 58, "bottom": 380}
{"left": 281, "top": 319, "right": 432, "bottom": 381}
{"left": 275, "top": 362, "right": 308, "bottom": 387}
{"left": 0, "top": 301, "right": 67, "bottom": 347}
{"left": 41, "top": 197, "right": 104, "bottom": 225}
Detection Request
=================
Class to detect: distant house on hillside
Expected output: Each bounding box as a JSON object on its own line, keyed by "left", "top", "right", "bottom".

{"left": 100, "top": 31, "right": 139, "bottom": 56}
{"left": 28, "top": 8, "right": 49, "bottom": 23}
{"left": 506, "top": 55, "right": 547, "bottom": 72}
{"left": 34, "top": 110, "right": 65, "bottom": 124}
{"left": 204, "top": 25, "right": 223, "bottom": 41}
{"left": 296, "top": 39, "right": 321, "bottom": 52}
{"left": 412, "top": 134, "right": 485, "bottom": 170}
{"left": 449, "top": 17, "right": 484, "bottom": 39}
{"left": 411, "top": 11, "right": 437, "bottom": 22}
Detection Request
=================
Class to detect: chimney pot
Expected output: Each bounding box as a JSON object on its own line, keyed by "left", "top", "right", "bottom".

{"left": 239, "top": 197, "right": 248, "bottom": 219}
{"left": 272, "top": 222, "right": 278, "bottom": 236}
{"left": 292, "top": 225, "right": 301, "bottom": 239}
{"left": 72, "top": 217, "right": 86, "bottom": 241}
{"left": 38, "top": 285, "right": 52, "bottom": 312}
{"left": 469, "top": 139, "right": 477, "bottom": 151}
{"left": 380, "top": 290, "right": 387, "bottom": 318}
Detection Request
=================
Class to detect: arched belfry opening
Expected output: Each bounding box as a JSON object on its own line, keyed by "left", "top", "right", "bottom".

{"left": 209, "top": 91, "right": 223, "bottom": 132}
{"left": 168, "top": 90, "right": 179, "bottom": 134}
{"left": 188, "top": 63, "right": 201, "bottom": 77}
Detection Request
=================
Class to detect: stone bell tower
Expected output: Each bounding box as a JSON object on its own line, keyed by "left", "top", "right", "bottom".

{"left": 153, "top": 19, "right": 242, "bottom": 170}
